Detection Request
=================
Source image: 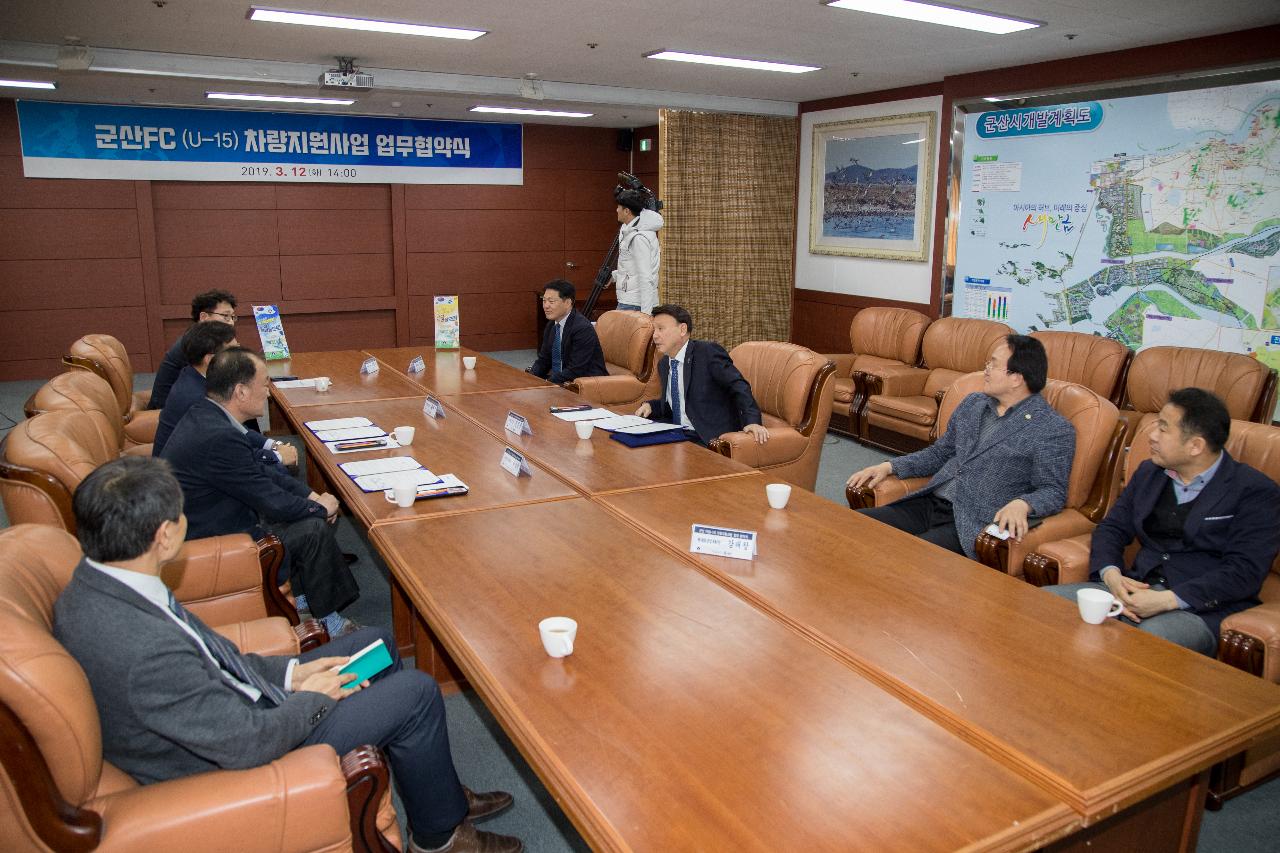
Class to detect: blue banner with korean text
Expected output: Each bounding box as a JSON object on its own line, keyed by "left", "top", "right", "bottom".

{"left": 975, "top": 102, "right": 1103, "bottom": 139}
{"left": 16, "top": 101, "right": 523, "bottom": 184}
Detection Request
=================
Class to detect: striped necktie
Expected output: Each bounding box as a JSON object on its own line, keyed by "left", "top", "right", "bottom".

{"left": 669, "top": 359, "right": 682, "bottom": 425}
{"left": 168, "top": 592, "right": 287, "bottom": 705}
{"left": 552, "top": 322, "right": 563, "bottom": 376}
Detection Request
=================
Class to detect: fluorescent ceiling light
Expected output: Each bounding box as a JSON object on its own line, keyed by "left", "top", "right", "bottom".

{"left": 645, "top": 51, "right": 819, "bottom": 74}
{"left": 471, "top": 106, "right": 593, "bottom": 118}
{"left": 824, "top": 1, "right": 1041, "bottom": 35}
{"left": 984, "top": 96, "right": 1015, "bottom": 102}
{"left": 207, "top": 92, "right": 355, "bottom": 105}
{"left": 901, "top": 137, "right": 925, "bottom": 144}
{"left": 0, "top": 78, "right": 57, "bottom": 90}
{"left": 249, "top": 7, "right": 486, "bottom": 40}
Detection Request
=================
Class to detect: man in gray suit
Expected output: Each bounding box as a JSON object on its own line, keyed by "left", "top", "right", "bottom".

{"left": 847, "top": 334, "right": 1075, "bottom": 557}
{"left": 54, "top": 456, "right": 522, "bottom": 853}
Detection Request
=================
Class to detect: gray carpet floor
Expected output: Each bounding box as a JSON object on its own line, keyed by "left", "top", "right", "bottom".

{"left": 2, "top": 352, "right": 1276, "bottom": 851}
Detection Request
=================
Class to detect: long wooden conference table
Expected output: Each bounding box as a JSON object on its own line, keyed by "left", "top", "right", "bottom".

{"left": 266, "top": 347, "right": 1280, "bottom": 852}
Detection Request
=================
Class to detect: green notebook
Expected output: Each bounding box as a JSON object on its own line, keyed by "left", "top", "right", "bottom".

{"left": 339, "top": 639, "right": 394, "bottom": 686}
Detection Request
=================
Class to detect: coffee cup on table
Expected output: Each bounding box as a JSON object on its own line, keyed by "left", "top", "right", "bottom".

{"left": 766, "top": 483, "right": 792, "bottom": 509}
{"left": 393, "top": 425, "right": 415, "bottom": 446}
{"left": 314, "top": 376, "right": 331, "bottom": 392}
{"left": 1076, "top": 588, "right": 1124, "bottom": 624}
{"left": 385, "top": 478, "right": 418, "bottom": 508}
{"left": 462, "top": 356, "right": 477, "bottom": 370}
{"left": 575, "top": 421, "right": 594, "bottom": 440}
{"left": 538, "top": 617, "right": 577, "bottom": 658}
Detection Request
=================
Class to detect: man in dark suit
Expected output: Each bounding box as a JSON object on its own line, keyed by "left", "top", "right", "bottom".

{"left": 1046, "top": 388, "right": 1280, "bottom": 654}
{"left": 161, "top": 347, "right": 357, "bottom": 637}
{"left": 148, "top": 289, "right": 238, "bottom": 410}
{"left": 635, "top": 304, "right": 768, "bottom": 446}
{"left": 847, "top": 335, "right": 1075, "bottom": 556}
{"left": 54, "top": 457, "right": 522, "bottom": 853}
{"left": 528, "top": 279, "right": 607, "bottom": 385}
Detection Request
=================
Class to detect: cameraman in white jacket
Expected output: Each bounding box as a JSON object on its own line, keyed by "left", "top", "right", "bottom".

{"left": 611, "top": 189, "right": 663, "bottom": 314}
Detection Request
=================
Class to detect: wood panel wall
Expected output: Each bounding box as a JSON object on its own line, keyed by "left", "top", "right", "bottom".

{"left": 0, "top": 100, "right": 632, "bottom": 380}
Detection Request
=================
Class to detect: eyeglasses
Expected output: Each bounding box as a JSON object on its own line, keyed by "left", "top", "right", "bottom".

{"left": 210, "top": 310, "right": 238, "bottom": 322}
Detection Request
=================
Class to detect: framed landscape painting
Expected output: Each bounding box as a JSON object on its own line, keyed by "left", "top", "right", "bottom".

{"left": 810, "top": 111, "right": 936, "bottom": 261}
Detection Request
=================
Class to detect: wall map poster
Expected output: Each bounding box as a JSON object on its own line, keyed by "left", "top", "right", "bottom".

{"left": 954, "top": 82, "right": 1280, "bottom": 375}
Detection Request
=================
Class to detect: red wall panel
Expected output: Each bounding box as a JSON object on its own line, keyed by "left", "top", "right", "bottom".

{"left": 407, "top": 251, "right": 564, "bottom": 295}
{"left": 0, "top": 209, "right": 140, "bottom": 260}
{"left": 158, "top": 256, "right": 284, "bottom": 306}
{"left": 281, "top": 253, "right": 394, "bottom": 300}
{"left": 405, "top": 209, "right": 563, "bottom": 253}
{"left": 153, "top": 208, "right": 280, "bottom": 257}
{"left": 4, "top": 259, "right": 145, "bottom": 311}
{"left": 277, "top": 209, "right": 393, "bottom": 255}
{"left": 0, "top": 155, "right": 136, "bottom": 209}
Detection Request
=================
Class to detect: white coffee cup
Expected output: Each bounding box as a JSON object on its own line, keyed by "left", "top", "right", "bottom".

{"left": 314, "top": 376, "right": 331, "bottom": 392}
{"left": 538, "top": 616, "right": 577, "bottom": 658}
{"left": 385, "top": 479, "right": 418, "bottom": 508}
{"left": 1076, "top": 588, "right": 1124, "bottom": 624}
{"left": 393, "top": 425, "right": 415, "bottom": 446}
{"left": 766, "top": 482, "right": 792, "bottom": 509}
{"left": 463, "top": 356, "right": 477, "bottom": 370}
{"left": 575, "top": 421, "right": 594, "bottom": 440}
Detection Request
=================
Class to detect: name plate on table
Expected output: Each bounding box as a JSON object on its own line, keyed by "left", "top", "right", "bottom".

{"left": 422, "top": 395, "right": 446, "bottom": 419}
{"left": 504, "top": 411, "right": 533, "bottom": 436}
{"left": 500, "top": 447, "right": 532, "bottom": 477}
{"left": 407, "top": 355, "right": 426, "bottom": 373}
{"left": 360, "top": 357, "right": 380, "bottom": 375}
{"left": 690, "top": 524, "right": 758, "bottom": 561}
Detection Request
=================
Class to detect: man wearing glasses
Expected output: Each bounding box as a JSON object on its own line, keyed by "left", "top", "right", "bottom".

{"left": 846, "top": 335, "right": 1075, "bottom": 557}
{"left": 148, "top": 290, "right": 239, "bottom": 410}
{"left": 528, "top": 279, "right": 607, "bottom": 385}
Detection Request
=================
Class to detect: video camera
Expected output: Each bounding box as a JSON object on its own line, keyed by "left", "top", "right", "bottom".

{"left": 613, "top": 171, "right": 663, "bottom": 213}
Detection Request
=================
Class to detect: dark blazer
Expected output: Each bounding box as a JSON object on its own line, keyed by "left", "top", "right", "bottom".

{"left": 1088, "top": 452, "right": 1280, "bottom": 636}
{"left": 646, "top": 339, "right": 763, "bottom": 445}
{"left": 147, "top": 332, "right": 189, "bottom": 411}
{"left": 53, "top": 560, "right": 332, "bottom": 785}
{"left": 891, "top": 392, "right": 1075, "bottom": 558}
{"left": 529, "top": 309, "right": 607, "bottom": 384}
{"left": 153, "top": 366, "right": 272, "bottom": 458}
{"left": 161, "top": 398, "right": 324, "bottom": 540}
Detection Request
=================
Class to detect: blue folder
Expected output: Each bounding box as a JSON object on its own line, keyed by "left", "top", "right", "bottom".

{"left": 609, "top": 429, "right": 692, "bottom": 448}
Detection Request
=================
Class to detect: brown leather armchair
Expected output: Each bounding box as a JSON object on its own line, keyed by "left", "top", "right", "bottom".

{"left": 63, "top": 334, "right": 159, "bottom": 448}
{"left": 0, "top": 524, "right": 400, "bottom": 853}
{"left": 1121, "top": 345, "right": 1277, "bottom": 437}
{"left": 565, "top": 310, "right": 659, "bottom": 407}
{"left": 860, "top": 317, "right": 1012, "bottom": 454}
{"left": 25, "top": 371, "right": 153, "bottom": 458}
{"left": 1031, "top": 330, "right": 1132, "bottom": 405}
{"left": 821, "top": 307, "right": 931, "bottom": 438}
{"left": 1023, "top": 420, "right": 1280, "bottom": 808}
{"left": 849, "top": 372, "right": 1123, "bottom": 581}
{"left": 0, "top": 410, "right": 313, "bottom": 643}
{"left": 707, "top": 341, "right": 836, "bottom": 491}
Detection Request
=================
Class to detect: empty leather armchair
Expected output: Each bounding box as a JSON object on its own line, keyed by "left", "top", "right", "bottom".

{"left": 822, "top": 307, "right": 931, "bottom": 438}
{"left": 0, "top": 524, "right": 400, "bottom": 853}
{"left": 849, "top": 372, "right": 1122, "bottom": 581}
{"left": 566, "top": 309, "right": 659, "bottom": 407}
{"left": 707, "top": 341, "right": 835, "bottom": 491}
{"left": 860, "top": 317, "right": 1012, "bottom": 454}
{"left": 24, "top": 371, "right": 152, "bottom": 457}
{"left": 1122, "top": 345, "right": 1277, "bottom": 436}
{"left": 1032, "top": 330, "right": 1132, "bottom": 405}
{"left": 63, "top": 334, "right": 158, "bottom": 448}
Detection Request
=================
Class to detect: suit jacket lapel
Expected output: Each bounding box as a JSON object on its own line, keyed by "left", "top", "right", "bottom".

{"left": 965, "top": 395, "right": 1036, "bottom": 461}
{"left": 76, "top": 562, "right": 208, "bottom": 658}
{"left": 681, "top": 342, "right": 694, "bottom": 398}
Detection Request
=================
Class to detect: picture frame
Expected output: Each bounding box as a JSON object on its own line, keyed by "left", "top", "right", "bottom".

{"left": 809, "top": 111, "right": 937, "bottom": 261}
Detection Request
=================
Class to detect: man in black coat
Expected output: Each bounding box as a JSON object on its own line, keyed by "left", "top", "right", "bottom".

{"left": 528, "top": 279, "right": 607, "bottom": 385}
{"left": 148, "top": 289, "right": 238, "bottom": 410}
{"left": 636, "top": 304, "right": 768, "bottom": 447}
{"left": 161, "top": 347, "right": 357, "bottom": 636}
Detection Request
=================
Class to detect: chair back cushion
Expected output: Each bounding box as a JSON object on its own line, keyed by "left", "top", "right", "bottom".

{"left": 66, "top": 334, "right": 135, "bottom": 418}
{"left": 1126, "top": 346, "right": 1271, "bottom": 419}
{"left": 729, "top": 341, "right": 826, "bottom": 427}
{"left": 594, "top": 310, "right": 654, "bottom": 376}
{"left": 850, "top": 307, "right": 931, "bottom": 365}
{"left": 0, "top": 525, "right": 104, "bottom": 806}
{"left": 28, "top": 371, "right": 125, "bottom": 452}
{"left": 1, "top": 411, "right": 116, "bottom": 530}
{"left": 936, "top": 372, "right": 985, "bottom": 433}
{"left": 921, "top": 317, "right": 1012, "bottom": 374}
{"left": 1033, "top": 331, "right": 1130, "bottom": 399}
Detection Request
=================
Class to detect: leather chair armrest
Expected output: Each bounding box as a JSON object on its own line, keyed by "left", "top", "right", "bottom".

{"left": 567, "top": 374, "right": 646, "bottom": 406}
{"left": 974, "top": 509, "right": 1094, "bottom": 580}
{"left": 871, "top": 365, "right": 930, "bottom": 398}
{"left": 1220, "top": 603, "right": 1280, "bottom": 682}
{"left": 213, "top": 616, "right": 303, "bottom": 656}
{"left": 823, "top": 353, "right": 856, "bottom": 378}
{"left": 164, "top": 533, "right": 268, "bottom": 626}
{"left": 845, "top": 475, "right": 929, "bottom": 509}
{"left": 90, "top": 745, "right": 353, "bottom": 853}
{"left": 123, "top": 409, "right": 159, "bottom": 445}
{"left": 709, "top": 427, "right": 805, "bottom": 469}
{"left": 132, "top": 390, "right": 152, "bottom": 412}
{"left": 1023, "top": 533, "right": 1093, "bottom": 587}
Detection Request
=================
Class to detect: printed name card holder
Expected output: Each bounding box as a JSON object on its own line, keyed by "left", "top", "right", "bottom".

{"left": 690, "top": 524, "right": 758, "bottom": 561}
{"left": 360, "top": 357, "right": 380, "bottom": 375}
{"left": 500, "top": 448, "right": 532, "bottom": 478}
{"left": 504, "top": 411, "right": 533, "bottom": 436}
{"left": 407, "top": 355, "right": 426, "bottom": 373}
{"left": 423, "top": 396, "right": 446, "bottom": 419}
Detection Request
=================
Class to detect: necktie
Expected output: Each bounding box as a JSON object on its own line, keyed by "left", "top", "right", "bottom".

{"left": 552, "top": 323, "right": 563, "bottom": 377}
{"left": 168, "top": 592, "right": 287, "bottom": 705}
{"left": 669, "top": 359, "right": 682, "bottom": 425}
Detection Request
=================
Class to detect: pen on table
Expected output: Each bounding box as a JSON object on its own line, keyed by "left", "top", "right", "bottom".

{"left": 335, "top": 438, "right": 388, "bottom": 451}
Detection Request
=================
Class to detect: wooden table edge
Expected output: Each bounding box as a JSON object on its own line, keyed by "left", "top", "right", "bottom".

{"left": 366, "top": 492, "right": 582, "bottom": 529}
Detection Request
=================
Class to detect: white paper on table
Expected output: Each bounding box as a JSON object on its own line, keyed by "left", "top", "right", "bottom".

{"left": 551, "top": 407, "right": 615, "bottom": 422}
{"left": 340, "top": 456, "right": 422, "bottom": 477}
{"left": 305, "top": 417, "right": 374, "bottom": 431}
{"left": 314, "top": 425, "right": 386, "bottom": 441}
{"left": 589, "top": 415, "right": 650, "bottom": 431}
{"left": 273, "top": 379, "right": 319, "bottom": 389}
{"left": 324, "top": 437, "right": 400, "bottom": 455}
{"left": 612, "top": 421, "right": 684, "bottom": 435}
{"left": 353, "top": 468, "right": 440, "bottom": 492}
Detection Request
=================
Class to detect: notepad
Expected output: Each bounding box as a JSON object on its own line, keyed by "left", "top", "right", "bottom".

{"left": 352, "top": 468, "right": 439, "bottom": 493}
{"left": 305, "top": 417, "right": 374, "bottom": 432}
{"left": 324, "top": 437, "right": 399, "bottom": 454}
{"left": 551, "top": 407, "right": 614, "bottom": 422}
{"left": 339, "top": 639, "right": 394, "bottom": 686}
{"left": 590, "top": 415, "right": 651, "bottom": 431}
{"left": 271, "top": 378, "right": 320, "bottom": 389}
{"left": 339, "top": 456, "right": 422, "bottom": 478}
{"left": 613, "top": 421, "right": 684, "bottom": 435}
{"left": 314, "top": 425, "right": 386, "bottom": 442}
